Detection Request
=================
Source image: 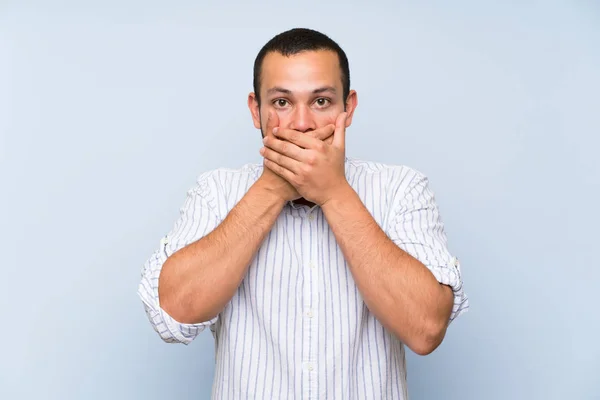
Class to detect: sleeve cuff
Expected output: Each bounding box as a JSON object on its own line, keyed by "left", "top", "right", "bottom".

{"left": 160, "top": 307, "right": 218, "bottom": 345}
{"left": 428, "top": 256, "right": 469, "bottom": 323}
{"left": 138, "top": 280, "right": 218, "bottom": 345}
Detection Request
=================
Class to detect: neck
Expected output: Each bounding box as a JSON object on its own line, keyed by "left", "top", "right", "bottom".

{"left": 292, "top": 197, "right": 316, "bottom": 207}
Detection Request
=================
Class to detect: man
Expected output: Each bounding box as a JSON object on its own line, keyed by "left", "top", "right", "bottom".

{"left": 138, "top": 28, "right": 468, "bottom": 399}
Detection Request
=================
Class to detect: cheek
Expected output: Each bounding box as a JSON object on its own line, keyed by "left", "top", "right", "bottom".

{"left": 308, "top": 107, "right": 340, "bottom": 129}
{"left": 319, "top": 113, "right": 339, "bottom": 128}
{"left": 258, "top": 109, "right": 274, "bottom": 132}
{"left": 273, "top": 112, "right": 295, "bottom": 129}
{"left": 263, "top": 107, "right": 340, "bottom": 130}
{"left": 259, "top": 107, "right": 291, "bottom": 129}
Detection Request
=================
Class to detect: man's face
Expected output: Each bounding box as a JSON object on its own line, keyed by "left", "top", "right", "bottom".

{"left": 249, "top": 50, "right": 356, "bottom": 137}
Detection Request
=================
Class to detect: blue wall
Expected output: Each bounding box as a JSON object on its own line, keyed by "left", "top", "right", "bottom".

{"left": 1, "top": 1, "right": 598, "bottom": 399}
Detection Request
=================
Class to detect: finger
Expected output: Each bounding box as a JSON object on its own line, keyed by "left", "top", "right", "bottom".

{"left": 274, "top": 127, "right": 327, "bottom": 150}
{"left": 261, "top": 146, "right": 301, "bottom": 173}
{"left": 266, "top": 110, "right": 280, "bottom": 137}
{"left": 305, "top": 124, "right": 336, "bottom": 141}
{"left": 333, "top": 112, "right": 348, "bottom": 148}
{"left": 263, "top": 157, "right": 296, "bottom": 183}
{"left": 312, "top": 125, "right": 336, "bottom": 145}
{"left": 263, "top": 135, "right": 304, "bottom": 161}
{"left": 324, "top": 133, "right": 334, "bottom": 145}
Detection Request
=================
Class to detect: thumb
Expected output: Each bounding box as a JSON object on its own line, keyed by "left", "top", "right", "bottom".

{"left": 333, "top": 112, "right": 348, "bottom": 148}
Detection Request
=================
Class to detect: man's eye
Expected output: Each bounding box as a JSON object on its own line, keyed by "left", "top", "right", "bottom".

{"left": 274, "top": 99, "right": 289, "bottom": 108}
{"left": 315, "top": 98, "right": 330, "bottom": 107}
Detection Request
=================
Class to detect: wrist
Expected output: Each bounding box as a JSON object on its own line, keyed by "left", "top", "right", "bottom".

{"left": 320, "top": 181, "right": 355, "bottom": 209}
{"left": 252, "top": 179, "right": 289, "bottom": 206}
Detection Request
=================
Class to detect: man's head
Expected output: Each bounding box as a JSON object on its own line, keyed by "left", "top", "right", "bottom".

{"left": 248, "top": 28, "right": 357, "bottom": 137}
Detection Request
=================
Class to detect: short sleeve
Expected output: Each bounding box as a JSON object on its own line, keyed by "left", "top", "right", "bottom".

{"left": 385, "top": 170, "right": 469, "bottom": 323}
{"left": 137, "top": 172, "right": 223, "bottom": 344}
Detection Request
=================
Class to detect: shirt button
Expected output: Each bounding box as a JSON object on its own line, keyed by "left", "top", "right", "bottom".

{"left": 308, "top": 261, "right": 315, "bottom": 269}
{"left": 307, "top": 364, "right": 314, "bottom": 371}
{"left": 306, "top": 309, "right": 313, "bottom": 318}
{"left": 308, "top": 213, "right": 314, "bottom": 221}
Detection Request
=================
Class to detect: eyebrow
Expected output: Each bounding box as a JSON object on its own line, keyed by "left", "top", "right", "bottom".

{"left": 266, "top": 86, "right": 337, "bottom": 96}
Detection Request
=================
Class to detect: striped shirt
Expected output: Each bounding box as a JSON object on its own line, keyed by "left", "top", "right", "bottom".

{"left": 138, "top": 157, "right": 469, "bottom": 399}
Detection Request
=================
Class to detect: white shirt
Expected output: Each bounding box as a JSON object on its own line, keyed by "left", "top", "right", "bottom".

{"left": 138, "top": 157, "right": 469, "bottom": 399}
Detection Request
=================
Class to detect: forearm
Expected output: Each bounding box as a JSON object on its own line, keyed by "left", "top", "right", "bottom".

{"left": 159, "top": 183, "right": 286, "bottom": 324}
{"left": 321, "top": 184, "right": 453, "bottom": 355}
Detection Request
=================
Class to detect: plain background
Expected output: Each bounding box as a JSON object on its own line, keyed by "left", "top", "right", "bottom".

{"left": 2, "top": 1, "right": 599, "bottom": 399}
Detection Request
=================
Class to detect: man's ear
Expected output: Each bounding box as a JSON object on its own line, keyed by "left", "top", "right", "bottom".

{"left": 344, "top": 90, "right": 358, "bottom": 127}
{"left": 248, "top": 92, "right": 261, "bottom": 129}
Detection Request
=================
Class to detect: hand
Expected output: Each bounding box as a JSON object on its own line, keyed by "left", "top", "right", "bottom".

{"left": 260, "top": 112, "right": 349, "bottom": 206}
{"left": 255, "top": 111, "right": 301, "bottom": 202}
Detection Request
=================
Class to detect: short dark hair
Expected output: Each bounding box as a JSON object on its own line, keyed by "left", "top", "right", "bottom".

{"left": 253, "top": 28, "right": 350, "bottom": 106}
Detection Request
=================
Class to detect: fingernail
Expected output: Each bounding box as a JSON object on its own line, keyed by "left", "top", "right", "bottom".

{"left": 273, "top": 127, "right": 278, "bottom": 134}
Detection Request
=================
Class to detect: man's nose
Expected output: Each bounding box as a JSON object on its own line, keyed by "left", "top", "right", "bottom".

{"left": 288, "top": 105, "right": 316, "bottom": 133}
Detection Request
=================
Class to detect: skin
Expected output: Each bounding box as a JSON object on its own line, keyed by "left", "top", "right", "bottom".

{"left": 248, "top": 50, "right": 357, "bottom": 206}
{"left": 159, "top": 49, "right": 454, "bottom": 356}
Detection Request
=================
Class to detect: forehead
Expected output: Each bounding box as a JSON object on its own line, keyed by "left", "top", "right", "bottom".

{"left": 260, "top": 50, "right": 342, "bottom": 94}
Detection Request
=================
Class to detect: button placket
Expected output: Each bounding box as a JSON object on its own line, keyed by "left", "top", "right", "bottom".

{"left": 301, "top": 207, "right": 319, "bottom": 395}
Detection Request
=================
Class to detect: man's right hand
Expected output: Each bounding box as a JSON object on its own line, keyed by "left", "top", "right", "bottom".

{"left": 256, "top": 111, "right": 335, "bottom": 202}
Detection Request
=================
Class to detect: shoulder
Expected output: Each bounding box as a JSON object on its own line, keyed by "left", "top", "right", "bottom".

{"left": 193, "top": 162, "right": 262, "bottom": 192}
{"left": 189, "top": 162, "right": 263, "bottom": 216}
{"left": 345, "top": 157, "right": 428, "bottom": 194}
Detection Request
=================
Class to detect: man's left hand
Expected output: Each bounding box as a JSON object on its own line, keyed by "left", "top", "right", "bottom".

{"left": 260, "top": 112, "right": 350, "bottom": 206}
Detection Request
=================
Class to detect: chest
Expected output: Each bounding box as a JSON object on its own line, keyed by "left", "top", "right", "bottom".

{"left": 237, "top": 202, "right": 386, "bottom": 317}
